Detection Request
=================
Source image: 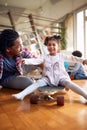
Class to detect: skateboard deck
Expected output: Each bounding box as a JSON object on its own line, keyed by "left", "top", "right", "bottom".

{"left": 38, "top": 85, "right": 65, "bottom": 95}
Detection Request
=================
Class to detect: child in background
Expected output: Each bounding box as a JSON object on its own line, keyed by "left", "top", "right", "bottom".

{"left": 68, "top": 50, "right": 87, "bottom": 80}
{"left": 12, "top": 36, "right": 87, "bottom": 102}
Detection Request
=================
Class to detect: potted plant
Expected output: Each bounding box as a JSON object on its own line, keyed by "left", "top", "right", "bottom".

{"left": 60, "top": 27, "right": 67, "bottom": 50}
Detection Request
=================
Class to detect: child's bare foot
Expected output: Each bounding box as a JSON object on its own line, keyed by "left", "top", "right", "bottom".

{"left": 70, "top": 74, "right": 75, "bottom": 80}
{"left": 65, "top": 87, "right": 69, "bottom": 91}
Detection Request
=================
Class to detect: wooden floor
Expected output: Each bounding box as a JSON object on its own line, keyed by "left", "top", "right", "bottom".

{"left": 0, "top": 80, "right": 87, "bottom": 130}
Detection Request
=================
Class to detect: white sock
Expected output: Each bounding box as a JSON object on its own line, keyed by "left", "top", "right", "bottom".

{"left": 12, "top": 85, "right": 37, "bottom": 100}
{"left": 0, "top": 85, "right": 3, "bottom": 89}
{"left": 12, "top": 93, "right": 25, "bottom": 100}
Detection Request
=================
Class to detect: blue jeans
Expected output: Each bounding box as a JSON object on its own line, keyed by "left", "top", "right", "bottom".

{"left": 75, "top": 73, "right": 87, "bottom": 79}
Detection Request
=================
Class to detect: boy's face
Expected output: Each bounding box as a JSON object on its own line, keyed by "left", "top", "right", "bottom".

{"left": 47, "top": 40, "right": 59, "bottom": 56}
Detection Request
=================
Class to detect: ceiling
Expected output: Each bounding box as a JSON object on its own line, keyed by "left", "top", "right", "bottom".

{"left": 0, "top": 0, "right": 48, "bottom": 11}
{"left": 0, "top": 0, "right": 62, "bottom": 10}
{"left": 0, "top": 0, "right": 87, "bottom": 33}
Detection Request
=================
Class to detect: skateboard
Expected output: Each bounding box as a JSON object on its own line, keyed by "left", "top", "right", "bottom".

{"left": 30, "top": 85, "right": 65, "bottom": 106}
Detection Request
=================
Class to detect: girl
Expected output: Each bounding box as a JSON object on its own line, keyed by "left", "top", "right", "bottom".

{"left": 12, "top": 36, "right": 87, "bottom": 101}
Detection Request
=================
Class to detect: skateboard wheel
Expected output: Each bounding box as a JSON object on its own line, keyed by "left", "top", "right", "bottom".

{"left": 30, "top": 94, "right": 39, "bottom": 104}
{"left": 57, "top": 95, "right": 64, "bottom": 106}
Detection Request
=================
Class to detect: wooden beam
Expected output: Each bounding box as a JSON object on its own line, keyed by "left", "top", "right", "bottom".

{"left": 28, "top": 14, "right": 37, "bottom": 39}
{"left": 7, "top": 10, "right": 16, "bottom": 31}
{"left": 0, "top": 24, "right": 12, "bottom": 28}
{"left": 32, "top": 14, "right": 57, "bottom": 21}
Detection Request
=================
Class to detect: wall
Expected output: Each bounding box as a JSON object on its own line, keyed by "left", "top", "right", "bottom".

{"left": 65, "top": 15, "right": 73, "bottom": 51}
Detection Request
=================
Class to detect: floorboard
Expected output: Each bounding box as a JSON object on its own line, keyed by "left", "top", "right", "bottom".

{"left": 0, "top": 80, "right": 87, "bottom": 130}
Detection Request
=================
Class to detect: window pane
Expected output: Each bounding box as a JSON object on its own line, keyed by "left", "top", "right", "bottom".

{"left": 77, "top": 11, "right": 84, "bottom": 57}
{"left": 85, "top": 21, "right": 87, "bottom": 58}
{"left": 85, "top": 9, "right": 87, "bottom": 16}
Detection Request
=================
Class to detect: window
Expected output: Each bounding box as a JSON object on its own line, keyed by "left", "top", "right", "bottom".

{"left": 75, "top": 6, "right": 87, "bottom": 58}
{"left": 77, "top": 11, "right": 84, "bottom": 56}
{"left": 85, "top": 9, "right": 87, "bottom": 58}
